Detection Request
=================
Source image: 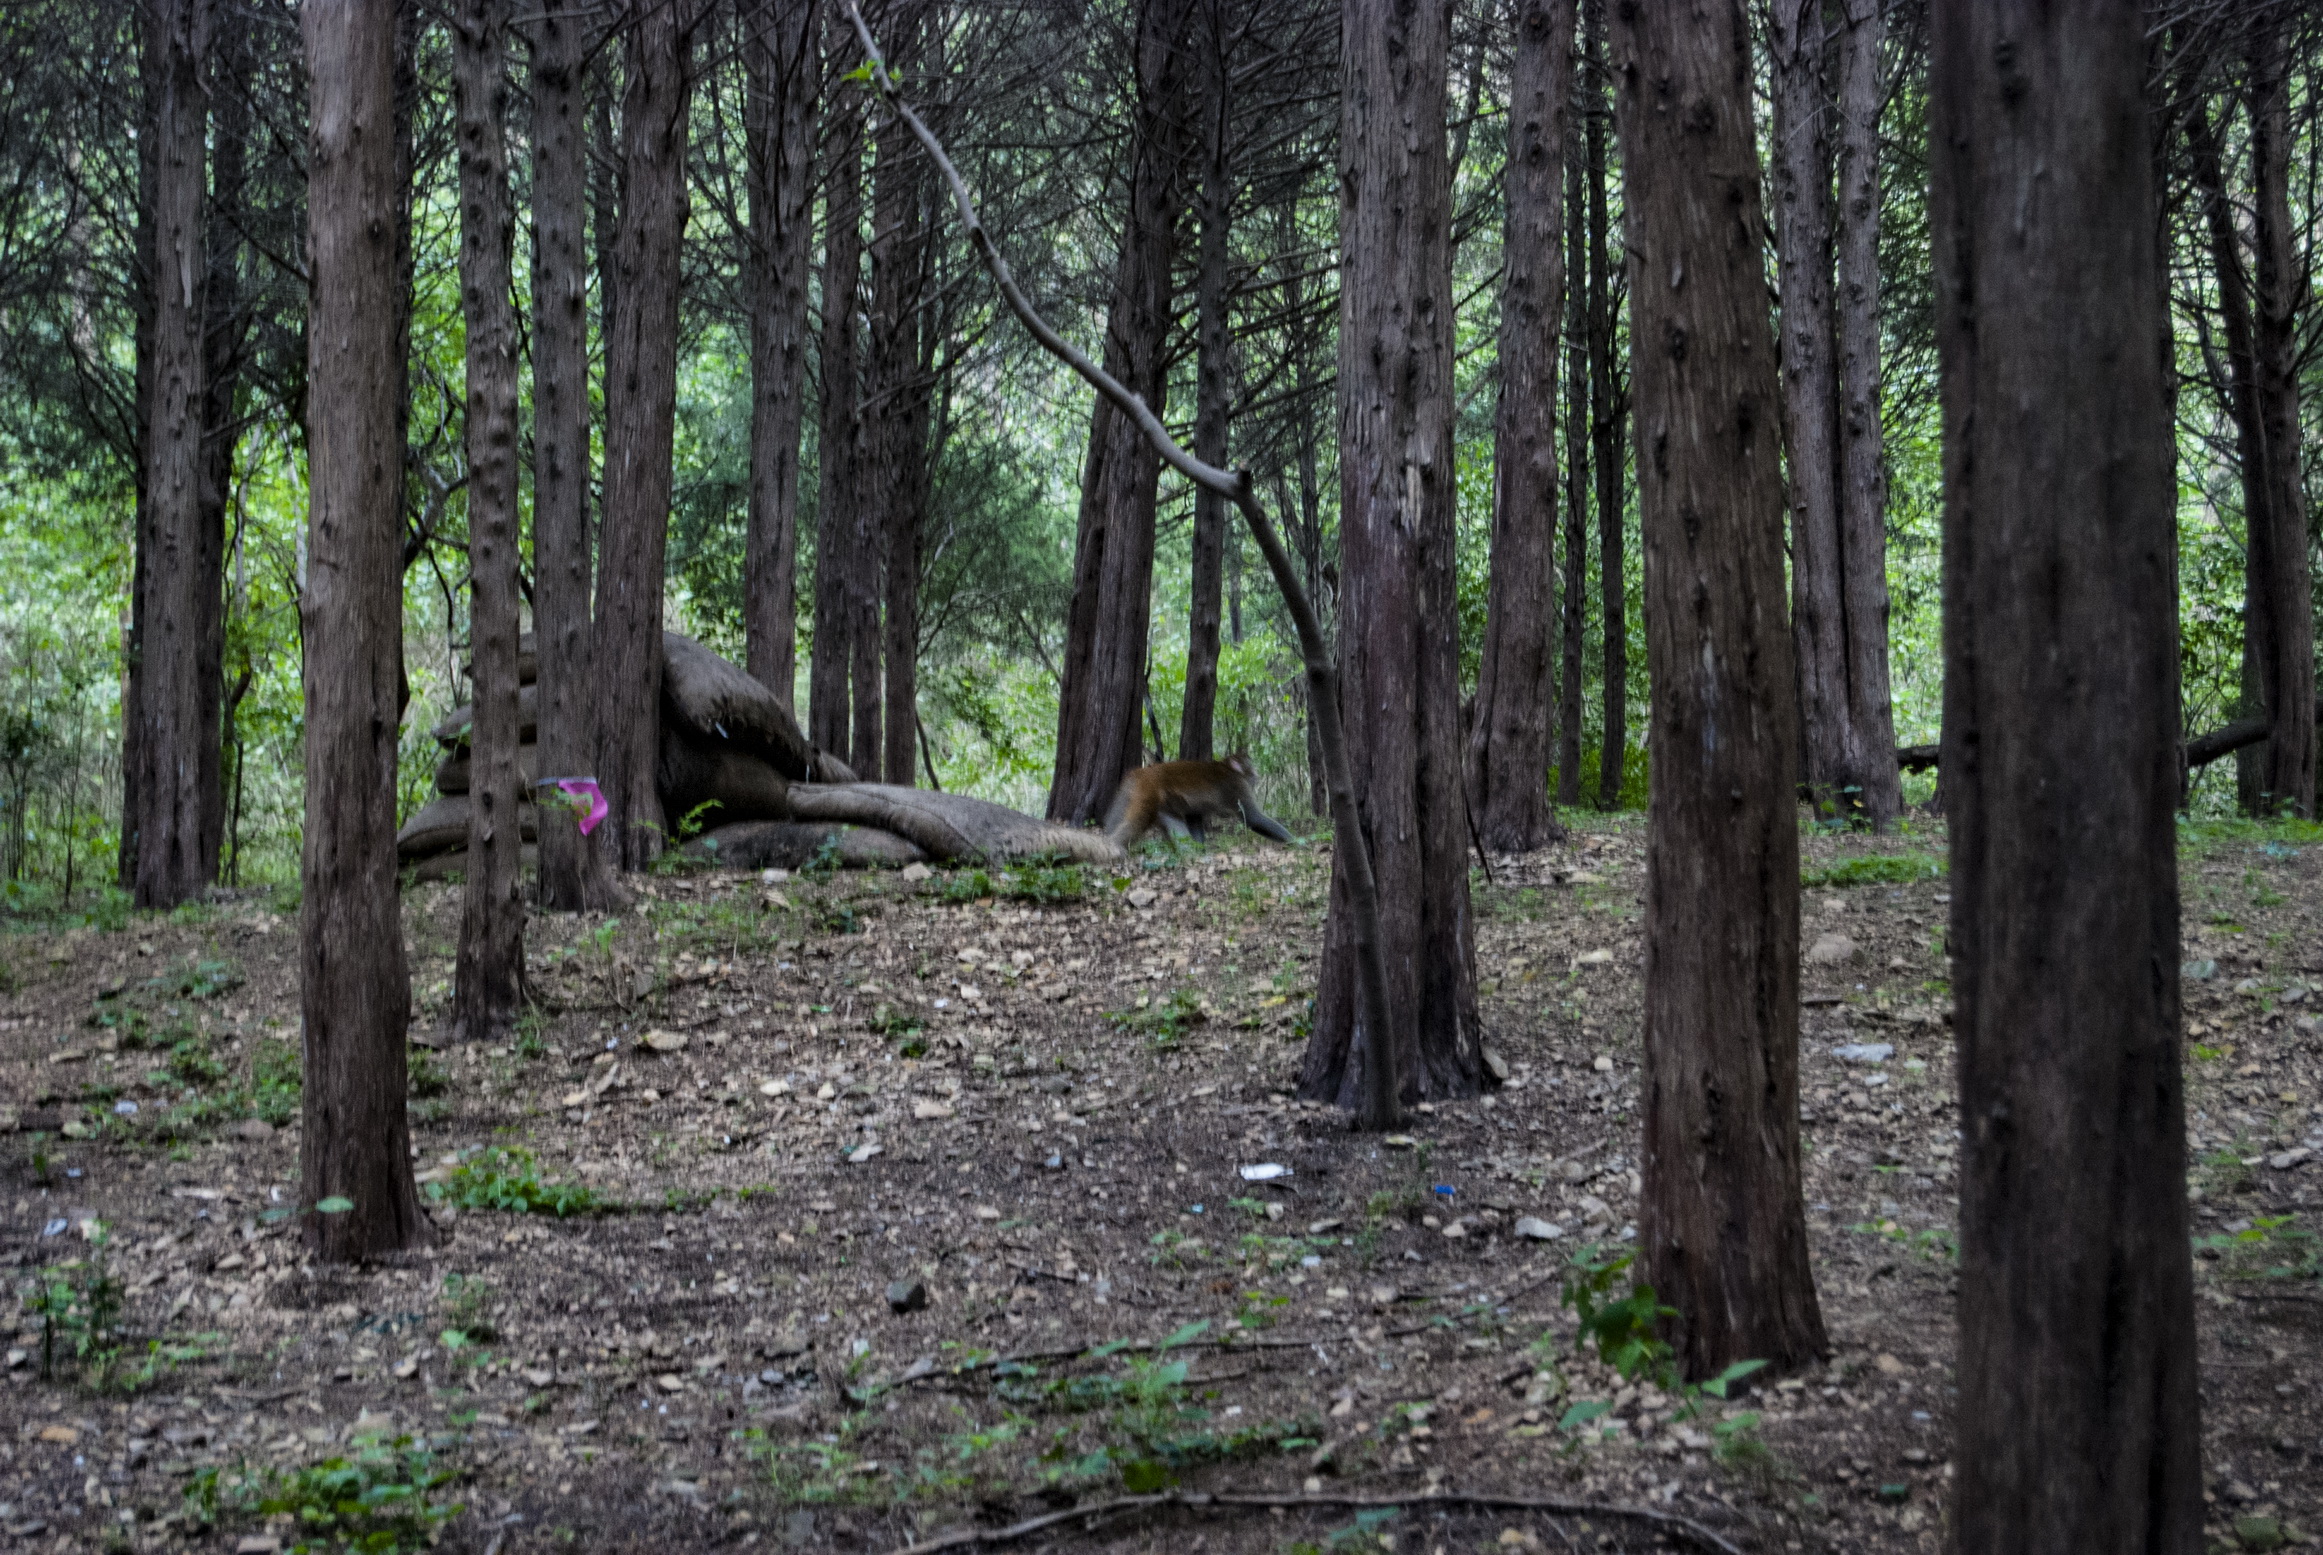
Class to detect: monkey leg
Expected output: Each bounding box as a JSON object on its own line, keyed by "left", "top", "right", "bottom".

{"left": 1160, "top": 814, "right": 1194, "bottom": 844}
{"left": 1187, "top": 814, "right": 1209, "bottom": 844}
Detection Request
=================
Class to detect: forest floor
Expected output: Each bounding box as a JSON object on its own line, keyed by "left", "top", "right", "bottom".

{"left": 0, "top": 812, "right": 2316, "bottom": 1555}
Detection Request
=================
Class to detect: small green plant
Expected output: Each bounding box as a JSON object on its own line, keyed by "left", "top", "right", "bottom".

{"left": 803, "top": 837, "right": 846, "bottom": 878}
{"left": 940, "top": 868, "right": 995, "bottom": 904}
{"left": 439, "top": 1273, "right": 498, "bottom": 1341}
{"left": 1109, "top": 988, "right": 1207, "bottom": 1050}
{"left": 424, "top": 1147, "right": 603, "bottom": 1217}
{"left": 163, "top": 956, "right": 244, "bottom": 1000}
{"left": 1800, "top": 853, "right": 1945, "bottom": 889}
{"left": 183, "top": 1432, "right": 462, "bottom": 1554}
{"left": 25, "top": 1238, "right": 124, "bottom": 1384}
{"left": 2195, "top": 1214, "right": 2321, "bottom": 1280}
{"left": 1846, "top": 1218, "right": 1959, "bottom": 1262}
{"left": 1001, "top": 861, "right": 1085, "bottom": 905}
{"left": 407, "top": 1050, "right": 449, "bottom": 1099}
{"left": 868, "top": 1003, "right": 927, "bottom": 1056}
{"left": 1555, "top": 1245, "right": 1769, "bottom": 1449}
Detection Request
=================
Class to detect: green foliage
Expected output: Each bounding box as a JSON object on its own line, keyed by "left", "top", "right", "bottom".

{"left": 1800, "top": 852, "right": 1946, "bottom": 889}
{"left": 184, "top": 1433, "right": 462, "bottom": 1555}
{"left": 423, "top": 1147, "right": 603, "bottom": 1217}
{"left": 19, "top": 1228, "right": 213, "bottom": 1393}
{"left": 1554, "top": 1245, "right": 1770, "bottom": 1454}
{"left": 1846, "top": 1217, "right": 1958, "bottom": 1262}
{"left": 2195, "top": 1215, "right": 2321, "bottom": 1280}
{"left": 406, "top": 1049, "right": 449, "bottom": 1099}
{"left": 1108, "top": 987, "right": 1207, "bottom": 1050}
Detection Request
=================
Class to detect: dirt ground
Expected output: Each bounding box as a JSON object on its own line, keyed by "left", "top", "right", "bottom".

{"left": 0, "top": 813, "right": 2316, "bottom": 1555}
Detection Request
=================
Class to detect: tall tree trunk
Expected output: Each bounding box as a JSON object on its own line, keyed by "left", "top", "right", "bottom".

{"left": 1584, "top": 0, "right": 1624, "bottom": 811}
{"left": 1300, "top": 0, "right": 1478, "bottom": 1105}
{"left": 529, "top": 0, "right": 621, "bottom": 912}
{"left": 810, "top": 58, "right": 864, "bottom": 761}
{"left": 198, "top": 6, "right": 253, "bottom": 867}
{"left": 299, "top": 0, "right": 428, "bottom": 1262}
{"left": 593, "top": 1, "right": 695, "bottom": 869}
{"left": 2247, "top": 23, "right": 2315, "bottom": 818}
{"left": 2187, "top": 106, "right": 2278, "bottom": 819}
{"left": 1179, "top": 0, "right": 1235, "bottom": 765}
{"left": 129, "top": 0, "right": 218, "bottom": 909}
{"left": 452, "top": 0, "right": 526, "bottom": 1044}
{"left": 869, "top": 10, "right": 928, "bottom": 787}
{"left": 1831, "top": 0, "right": 1901, "bottom": 826}
{"left": 1556, "top": 93, "right": 1588, "bottom": 808}
{"left": 1466, "top": 0, "right": 1571, "bottom": 852}
{"left": 744, "top": 0, "right": 819, "bottom": 709}
{"left": 1931, "top": 1, "right": 2204, "bottom": 1545}
{"left": 1612, "top": 0, "right": 1826, "bottom": 1380}
{"left": 1768, "top": 0, "right": 1845, "bottom": 810}
{"left": 1045, "top": 0, "right": 1195, "bottom": 824}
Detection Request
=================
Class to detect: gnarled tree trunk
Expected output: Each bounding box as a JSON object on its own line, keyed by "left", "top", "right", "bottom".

{"left": 593, "top": 0, "right": 697, "bottom": 869}
{"left": 1300, "top": 0, "right": 1479, "bottom": 1106}
{"left": 299, "top": 0, "right": 427, "bottom": 1262}
{"left": 810, "top": 52, "right": 864, "bottom": 761}
{"left": 451, "top": 0, "right": 526, "bottom": 1043}
{"left": 1931, "top": 0, "right": 2204, "bottom": 1544}
{"left": 1613, "top": 0, "right": 1826, "bottom": 1380}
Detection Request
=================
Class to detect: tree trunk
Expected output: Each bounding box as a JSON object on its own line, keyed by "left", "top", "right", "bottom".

{"left": 451, "top": 0, "right": 526, "bottom": 1044}
{"left": 1465, "top": 0, "right": 1571, "bottom": 853}
{"left": 1768, "top": 0, "right": 1845, "bottom": 808}
{"left": 197, "top": 5, "right": 253, "bottom": 871}
{"left": 744, "top": 0, "right": 819, "bottom": 711}
{"left": 1556, "top": 98, "right": 1588, "bottom": 809}
{"left": 1584, "top": 0, "right": 1624, "bottom": 811}
{"left": 1612, "top": 0, "right": 1827, "bottom": 1380}
{"left": 528, "top": 0, "right": 621, "bottom": 912}
{"left": 299, "top": 0, "right": 428, "bottom": 1262}
{"left": 1931, "top": 3, "right": 2204, "bottom": 1545}
{"left": 869, "top": 13, "right": 929, "bottom": 787}
{"left": 1179, "top": 0, "right": 1235, "bottom": 766}
{"left": 1045, "top": 0, "right": 1195, "bottom": 825}
{"left": 810, "top": 59, "right": 863, "bottom": 761}
{"left": 1830, "top": 0, "right": 1901, "bottom": 826}
{"left": 1301, "top": 0, "right": 1478, "bottom": 1105}
{"left": 128, "top": 0, "right": 219, "bottom": 909}
{"left": 2246, "top": 23, "right": 2315, "bottom": 818}
{"left": 593, "top": 1, "right": 696, "bottom": 870}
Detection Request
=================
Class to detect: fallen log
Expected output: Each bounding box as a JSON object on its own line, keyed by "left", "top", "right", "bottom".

{"left": 785, "top": 783, "right": 1124, "bottom": 866}
{"left": 1898, "top": 699, "right": 2318, "bottom": 775}
{"left": 685, "top": 820, "right": 926, "bottom": 869}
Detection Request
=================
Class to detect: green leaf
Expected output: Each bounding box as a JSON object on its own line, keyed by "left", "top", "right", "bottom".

{"left": 1119, "top": 1458, "right": 1174, "bottom": 1493}
{"left": 1160, "top": 1319, "right": 1211, "bottom": 1349}
{"left": 316, "top": 1196, "right": 354, "bottom": 1214}
{"left": 1702, "top": 1357, "right": 1769, "bottom": 1398}
{"left": 1557, "top": 1399, "right": 1610, "bottom": 1432}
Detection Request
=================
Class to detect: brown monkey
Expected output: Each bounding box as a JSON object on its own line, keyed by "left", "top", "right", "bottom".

{"left": 1104, "top": 755, "right": 1296, "bottom": 848}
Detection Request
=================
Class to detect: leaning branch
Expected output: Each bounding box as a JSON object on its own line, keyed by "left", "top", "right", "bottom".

{"left": 844, "top": 3, "right": 1402, "bottom": 1127}
{"left": 1898, "top": 692, "right": 2323, "bottom": 776}
{"left": 880, "top": 1489, "right": 1747, "bottom": 1555}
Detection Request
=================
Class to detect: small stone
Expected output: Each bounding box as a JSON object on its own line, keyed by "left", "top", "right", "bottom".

{"left": 35, "top": 1425, "right": 77, "bottom": 1445}
{"left": 1481, "top": 1046, "right": 1510, "bottom": 1082}
{"left": 235, "top": 1538, "right": 284, "bottom": 1555}
{"left": 1383, "top": 1134, "right": 1417, "bottom": 1149}
{"left": 1577, "top": 1195, "right": 1610, "bottom": 1220}
{"left": 1513, "top": 1216, "right": 1563, "bottom": 1242}
{"left": 234, "top": 1118, "right": 275, "bottom": 1141}
{"left": 759, "top": 1079, "right": 791, "bottom": 1096}
{"left": 846, "top": 1143, "right": 883, "bottom": 1165}
{"left": 900, "top": 863, "right": 933, "bottom": 882}
{"left": 642, "top": 1028, "right": 688, "bottom": 1053}
{"left": 913, "top": 1100, "right": 955, "bottom": 1120}
{"left": 2183, "top": 959, "right": 2218, "bottom": 981}
{"left": 655, "top": 1374, "right": 686, "bottom": 1393}
{"left": 760, "top": 868, "right": 790, "bottom": 884}
{"left": 1126, "top": 888, "right": 1158, "bottom": 909}
{"left": 2267, "top": 1147, "right": 2311, "bottom": 1171}
{"left": 1806, "top": 933, "right": 1859, "bottom": 966}
{"left": 523, "top": 1367, "right": 555, "bottom": 1387}
{"left": 1592, "top": 1054, "right": 1614, "bottom": 1072}
{"left": 1874, "top": 1353, "right": 1906, "bottom": 1376}
{"left": 886, "top": 1279, "right": 929, "bottom": 1314}
{"left": 1573, "top": 949, "right": 1614, "bottom": 967}
{"left": 1440, "top": 1220, "right": 1467, "bottom": 1240}
{"left": 973, "top": 1205, "right": 1000, "bottom": 1220}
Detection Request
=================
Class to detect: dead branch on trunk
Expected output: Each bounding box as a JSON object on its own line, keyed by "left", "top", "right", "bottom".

{"left": 842, "top": 1, "right": 1401, "bottom": 1128}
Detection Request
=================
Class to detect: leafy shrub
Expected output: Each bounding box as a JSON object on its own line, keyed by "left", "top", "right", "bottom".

{"left": 184, "top": 1432, "right": 462, "bottom": 1555}
{"left": 1800, "top": 853, "right": 1945, "bottom": 889}
{"left": 424, "top": 1146, "right": 602, "bottom": 1217}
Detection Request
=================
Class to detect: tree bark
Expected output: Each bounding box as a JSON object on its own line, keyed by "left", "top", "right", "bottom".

{"left": 1612, "top": 0, "right": 1827, "bottom": 1380}
{"left": 197, "top": 5, "right": 253, "bottom": 872}
{"left": 1045, "top": 0, "right": 1196, "bottom": 825}
{"left": 1584, "top": 0, "right": 1624, "bottom": 811}
{"left": 128, "top": 0, "right": 219, "bottom": 909}
{"left": 1931, "top": 2, "right": 2204, "bottom": 1546}
{"left": 1301, "top": 0, "right": 1479, "bottom": 1106}
{"left": 299, "top": 0, "right": 428, "bottom": 1261}
{"left": 1830, "top": 0, "right": 1901, "bottom": 826}
{"left": 451, "top": 0, "right": 526, "bottom": 1043}
{"left": 1466, "top": 0, "right": 1571, "bottom": 853}
{"left": 2245, "top": 22, "right": 2315, "bottom": 818}
{"left": 593, "top": 0, "right": 697, "bottom": 869}
{"left": 528, "top": 0, "right": 621, "bottom": 912}
{"left": 1556, "top": 97, "right": 1588, "bottom": 809}
{"left": 1179, "top": 0, "right": 1236, "bottom": 766}
{"left": 869, "top": 7, "right": 929, "bottom": 787}
{"left": 810, "top": 56, "right": 864, "bottom": 761}
{"left": 744, "top": 0, "right": 820, "bottom": 711}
